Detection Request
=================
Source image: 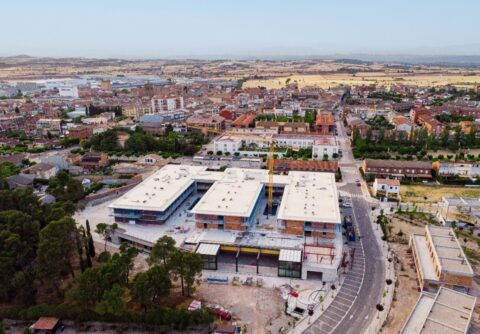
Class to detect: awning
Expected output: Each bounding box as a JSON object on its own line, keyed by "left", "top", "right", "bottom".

{"left": 279, "top": 249, "right": 302, "bottom": 263}
{"left": 196, "top": 243, "right": 220, "bottom": 256}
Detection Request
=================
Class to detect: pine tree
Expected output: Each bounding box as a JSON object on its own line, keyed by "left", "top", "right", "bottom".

{"left": 81, "top": 227, "right": 92, "bottom": 268}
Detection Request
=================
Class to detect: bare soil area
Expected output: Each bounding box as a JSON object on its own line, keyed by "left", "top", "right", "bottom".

{"left": 383, "top": 244, "right": 420, "bottom": 334}
{"left": 196, "top": 283, "right": 292, "bottom": 334}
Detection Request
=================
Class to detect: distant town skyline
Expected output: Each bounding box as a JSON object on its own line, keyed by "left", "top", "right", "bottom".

{"left": 3, "top": 0, "right": 480, "bottom": 58}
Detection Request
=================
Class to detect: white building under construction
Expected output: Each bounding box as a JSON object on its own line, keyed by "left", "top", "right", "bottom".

{"left": 109, "top": 164, "right": 344, "bottom": 281}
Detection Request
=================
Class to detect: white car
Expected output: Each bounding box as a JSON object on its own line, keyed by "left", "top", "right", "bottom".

{"left": 342, "top": 202, "right": 353, "bottom": 208}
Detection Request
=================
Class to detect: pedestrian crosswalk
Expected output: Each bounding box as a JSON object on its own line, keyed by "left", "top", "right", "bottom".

{"left": 338, "top": 191, "right": 364, "bottom": 199}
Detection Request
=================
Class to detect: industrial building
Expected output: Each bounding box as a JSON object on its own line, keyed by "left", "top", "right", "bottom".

{"left": 109, "top": 164, "right": 343, "bottom": 281}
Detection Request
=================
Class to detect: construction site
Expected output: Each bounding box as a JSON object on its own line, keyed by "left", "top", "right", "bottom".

{"left": 107, "top": 163, "right": 346, "bottom": 281}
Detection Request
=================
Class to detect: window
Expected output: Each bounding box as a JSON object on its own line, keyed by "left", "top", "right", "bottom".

{"left": 278, "top": 261, "right": 301, "bottom": 278}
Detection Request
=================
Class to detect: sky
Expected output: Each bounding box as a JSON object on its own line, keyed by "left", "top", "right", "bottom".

{"left": 2, "top": 0, "right": 480, "bottom": 58}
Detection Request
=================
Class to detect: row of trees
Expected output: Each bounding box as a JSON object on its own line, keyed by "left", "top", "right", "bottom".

{"left": 84, "top": 127, "right": 206, "bottom": 157}
{"left": 67, "top": 235, "right": 204, "bottom": 322}
{"left": 352, "top": 125, "right": 479, "bottom": 159}
{"left": 255, "top": 109, "right": 317, "bottom": 127}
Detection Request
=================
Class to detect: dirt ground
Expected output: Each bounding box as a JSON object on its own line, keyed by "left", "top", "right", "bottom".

{"left": 383, "top": 244, "right": 420, "bottom": 334}
{"left": 195, "top": 283, "right": 292, "bottom": 334}
{"left": 389, "top": 215, "right": 425, "bottom": 238}
{"left": 401, "top": 184, "right": 480, "bottom": 203}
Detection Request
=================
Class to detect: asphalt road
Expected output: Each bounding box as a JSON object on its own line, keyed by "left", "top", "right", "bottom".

{"left": 304, "top": 112, "right": 385, "bottom": 333}
{"left": 333, "top": 183, "right": 385, "bottom": 334}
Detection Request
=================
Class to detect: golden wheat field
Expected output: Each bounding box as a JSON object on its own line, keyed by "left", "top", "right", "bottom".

{"left": 244, "top": 72, "right": 480, "bottom": 89}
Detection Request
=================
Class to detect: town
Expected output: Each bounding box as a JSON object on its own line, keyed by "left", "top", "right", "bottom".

{"left": 1, "top": 2, "right": 480, "bottom": 334}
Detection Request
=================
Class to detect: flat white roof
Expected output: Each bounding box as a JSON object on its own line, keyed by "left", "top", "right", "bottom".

{"left": 401, "top": 287, "right": 476, "bottom": 334}
{"left": 112, "top": 165, "right": 340, "bottom": 224}
{"left": 277, "top": 171, "right": 341, "bottom": 224}
{"left": 279, "top": 249, "right": 302, "bottom": 262}
{"left": 109, "top": 165, "right": 212, "bottom": 211}
{"left": 191, "top": 179, "right": 263, "bottom": 217}
{"left": 196, "top": 243, "right": 220, "bottom": 256}
{"left": 426, "top": 225, "right": 474, "bottom": 276}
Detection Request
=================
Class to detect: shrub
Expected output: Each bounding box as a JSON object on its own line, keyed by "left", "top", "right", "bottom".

{"left": 97, "top": 251, "right": 111, "bottom": 263}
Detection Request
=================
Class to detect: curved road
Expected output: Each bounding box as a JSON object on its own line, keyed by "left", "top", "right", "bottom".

{"left": 304, "top": 115, "right": 385, "bottom": 334}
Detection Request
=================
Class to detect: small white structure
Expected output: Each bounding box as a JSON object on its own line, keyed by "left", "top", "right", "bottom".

{"left": 372, "top": 178, "right": 400, "bottom": 200}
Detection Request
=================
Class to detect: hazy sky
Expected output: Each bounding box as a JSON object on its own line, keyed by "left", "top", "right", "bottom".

{"left": 3, "top": 0, "right": 480, "bottom": 58}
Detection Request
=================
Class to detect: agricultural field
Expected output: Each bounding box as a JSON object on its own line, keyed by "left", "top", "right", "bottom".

{"left": 244, "top": 71, "right": 480, "bottom": 89}
{"left": 400, "top": 184, "right": 480, "bottom": 203}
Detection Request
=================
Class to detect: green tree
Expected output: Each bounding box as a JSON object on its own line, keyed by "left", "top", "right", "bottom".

{"left": 36, "top": 217, "right": 78, "bottom": 296}
{"left": 0, "top": 210, "right": 40, "bottom": 302}
{"left": 86, "top": 219, "right": 96, "bottom": 257}
{"left": 79, "top": 226, "right": 92, "bottom": 268}
{"left": 47, "top": 170, "right": 84, "bottom": 202}
{"left": 148, "top": 236, "right": 176, "bottom": 267}
{"left": 95, "top": 222, "right": 118, "bottom": 252}
{"left": 131, "top": 265, "right": 171, "bottom": 312}
{"left": 169, "top": 250, "right": 203, "bottom": 296}
{"left": 95, "top": 284, "right": 126, "bottom": 317}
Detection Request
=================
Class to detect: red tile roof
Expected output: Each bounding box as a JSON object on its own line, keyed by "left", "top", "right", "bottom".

{"left": 33, "top": 317, "right": 59, "bottom": 330}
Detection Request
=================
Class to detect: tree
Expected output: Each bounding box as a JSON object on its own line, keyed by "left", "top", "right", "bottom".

{"left": 95, "top": 223, "right": 118, "bottom": 252}
{"left": 36, "top": 217, "right": 78, "bottom": 296}
{"left": 148, "top": 236, "right": 176, "bottom": 267}
{"left": 131, "top": 265, "right": 171, "bottom": 312}
{"left": 75, "top": 226, "right": 85, "bottom": 273}
{"left": 47, "top": 170, "right": 84, "bottom": 202}
{"left": 169, "top": 250, "right": 203, "bottom": 296}
{"left": 0, "top": 210, "right": 40, "bottom": 302}
{"left": 95, "top": 284, "right": 126, "bottom": 317}
{"left": 86, "top": 220, "right": 96, "bottom": 257}
{"left": 80, "top": 226, "right": 92, "bottom": 268}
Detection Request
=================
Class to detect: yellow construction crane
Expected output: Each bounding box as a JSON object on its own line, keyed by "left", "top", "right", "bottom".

{"left": 268, "top": 142, "right": 274, "bottom": 215}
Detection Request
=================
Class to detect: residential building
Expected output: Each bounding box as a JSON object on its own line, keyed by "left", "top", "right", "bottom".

{"left": 312, "top": 136, "right": 338, "bottom": 159}
{"left": 433, "top": 161, "right": 480, "bottom": 180}
{"left": 151, "top": 95, "right": 184, "bottom": 113}
{"left": 316, "top": 112, "right": 335, "bottom": 134}
{"left": 24, "top": 162, "right": 59, "bottom": 179}
{"left": 36, "top": 118, "right": 62, "bottom": 137}
{"left": 68, "top": 125, "right": 92, "bottom": 140}
{"left": 372, "top": 178, "right": 400, "bottom": 200}
{"left": 362, "top": 159, "right": 432, "bottom": 179}
{"left": 77, "top": 152, "right": 109, "bottom": 170}
{"left": 232, "top": 113, "right": 256, "bottom": 128}
{"left": 410, "top": 225, "right": 474, "bottom": 293}
{"left": 186, "top": 114, "right": 225, "bottom": 130}
{"left": 392, "top": 116, "right": 414, "bottom": 134}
